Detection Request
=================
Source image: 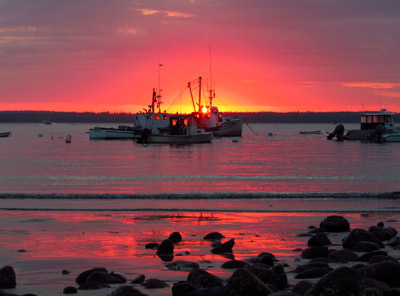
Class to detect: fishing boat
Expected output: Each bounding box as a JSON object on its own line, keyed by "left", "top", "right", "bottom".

{"left": 188, "top": 77, "right": 243, "bottom": 137}
{"left": 89, "top": 125, "right": 140, "bottom": 140}
{"left": 345, "top": 109, "right": 400, "bottom": 140}
{"left": 0, "top": 131, "right": 11, "bottom": 137}
{"left": 299, "top": 130, "right": 321, "bottom": 135}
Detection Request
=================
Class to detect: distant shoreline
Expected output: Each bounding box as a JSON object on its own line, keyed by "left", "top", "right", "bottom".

{"left": 2, "top": 110, "right": 396, "bottom": 124}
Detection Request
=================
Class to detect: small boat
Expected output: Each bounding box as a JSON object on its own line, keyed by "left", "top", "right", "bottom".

{"left": 299, "top": 130, "right": 321, "bottom": 135}
{"left": 345, "top": 109, "right": 400, "bottom": 140}
{"left": 43, "top": 120, "right": 52, "bottom": 125}
{"left": 0, "top": 131, "right": 11, "bottom": 137}
{"left": 382, "top": 133, "right": 400, "bottom": 142}
{"left": 89, "top": 125, "right": 140, "bottom": 140}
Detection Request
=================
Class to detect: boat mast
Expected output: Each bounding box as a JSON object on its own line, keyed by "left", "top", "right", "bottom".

{"left": 157, "top": 61, "right": 163, "bottom": 113}
{"left": 198, "top": 76, "right": 202, "bottom": 112}
{"left": 208, "top": 46, "right": 215, "bottom": 108}
{"left": 188, "top": 82, "right": 197, "bottom": 112}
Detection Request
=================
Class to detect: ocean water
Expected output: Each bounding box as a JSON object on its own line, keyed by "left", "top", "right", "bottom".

{"left": 0, "top": 122, "right": 399, "bottom": 195}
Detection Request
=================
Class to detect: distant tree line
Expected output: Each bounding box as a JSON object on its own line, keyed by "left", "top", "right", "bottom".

{"left": 0, "top": 110, "right": 398, "bottom": 124}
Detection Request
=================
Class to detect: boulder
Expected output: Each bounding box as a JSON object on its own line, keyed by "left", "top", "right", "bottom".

{"left": 223, "top": 268, "right": 274, "bottom": 296}
{"left": 189, "top": 286, "right": 224, "bottom": 296}
{"left": 75, "top": 267, "right": 108, "bottom": 285}
{"left": 256, "top": 264, "right": 288, "bottom": 290}
{"left": 320, "top": 216, "right": 350, "bottom": 232}
{"left": 142, "top": 278, "right": 169, "bottom": 289}
{"left": 369, "top": 226, "right": 397, "bottom": 241}
{"left": 342, "top": 229, "right": 384, "bottom": 250}
{"left": 86, "top": 271, "right": 126, "bottom": 284}
{"left": 0, "top": 266, "right": 16, "bottom": 289}
{"left": 307, "top": 233, "right": 332, "bottom": 247}
{"left": 165, "top": 260, "right": 199, "bottom": 271}
{"left": 211, "top": 238, "right": 235, "bottom": 254}
{"left": 353, "top": 241, "right": 381, "bottom": 252}
{"left": 361, "top": 287, "right": 383, "bottom": 296}
{"left": 156, "top": 239, "right": 174, "bottom": 262}
{"left": 145, "top": 243, "right": 159, "bottom": 249}
{"left": 63, "top": 286, "right": 78, "bottom": 294}
{"left": 131, "top": 274, "right": 145, "bottom": 284}
{"left": 292, "top": 280, "right": 313, "bottom": 296}
{"left": 221, "top": 260, "right": 248, "bottom": 269}
{"left": 358, "top": 261, "right": 400, "bottom": 286}
{"left": 357, "top": 251, "right": 388, "bottom": 262}
{"left": 328, "top": 249, "right": 359, "bottom": 262}
{"left": 168, "top": 232, "right": 182, "bottom": 244}
{"left": 171, "top": 281, "right": 198, "bottom": 296}
{"left": 294, "top": 267, "right": 331, "bottom": 279}
{"left": 78, "top": 282, "right": 111, "bottom": 290}
{"left": 301, "top": 246, "right": 329, "bottom": 259}
{"left": 108, "top": 285, "right": 149, "bottom": 296}
{"left": 204, "top": 232, "right": 224, "bottom": 241}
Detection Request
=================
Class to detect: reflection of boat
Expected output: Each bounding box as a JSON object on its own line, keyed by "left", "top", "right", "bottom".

{"left": 299, "top": 130, "right": 321, "bottom": 135}
{"left": 345, "top": 109, "right": 399, "bottom": 140}
{"left": 89, "top": 126, "right": 140, "bottom": 140}
{"left": 188, "top": 77, "right": 243, "bottom": 137}
{"left": 0, "top": 131, "right": 11, "bottom": 137}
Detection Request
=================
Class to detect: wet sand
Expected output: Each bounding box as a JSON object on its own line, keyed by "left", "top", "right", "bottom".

{"left": 0, "top": 198, "right": 399, "bottom": 295}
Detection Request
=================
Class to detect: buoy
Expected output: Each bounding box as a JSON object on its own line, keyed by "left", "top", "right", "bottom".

{"left": 38, "top": 133, "right": 43, "bottom": 137}
{"left": 65, "top": 134, "right": 72, "bottom": 143}
{"left": 232, "top": 137, "right": 239, "bottom": 143}
{"left": 268, "top": 132, "right": 273, "bottom": 136}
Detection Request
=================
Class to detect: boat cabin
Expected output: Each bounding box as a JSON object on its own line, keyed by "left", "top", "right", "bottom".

{"left": 360, "top": 109, "right": 396, "bottom": 130}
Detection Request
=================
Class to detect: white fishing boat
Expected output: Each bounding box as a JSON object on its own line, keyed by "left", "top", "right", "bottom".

{"left": 0, "top": 131, "right": 11, "bottom": 137}
{"left": 345, "top": 109, "right": 400, "bottom": 140}
{"left": 188, "top": 77, "right": 243, "bottom": 137}
{"left": 89, "top": 125, "right": 140, "bottom": 140}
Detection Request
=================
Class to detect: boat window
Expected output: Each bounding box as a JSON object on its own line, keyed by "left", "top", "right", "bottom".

{"left": 146, "top": 115, "right": 149, "bottom": 120}
{"left": 367, "top": 116, "right": 372, "bottom": 123}
{"left": 386, "top": 116, "right": 393, "bottom": 123}
{"left": 150, "top": 115, "right": 153, "bottom": 120}
{"left": 373, "top": 116, "right": 379, "bottom": 123}
{"left": 360, "top": 116, "right": 366, "bottom": 123}
{"left": 155, "top": 115, "right": 160, "bottom": 120}
{"left": 172, "top": 119, "right": 178, "bottom": 126}
{"left": 378, "top": 116, "right": 385, "bottom": 123}
{"left": 184, "top": 118, "right": 188, "bottom": 126}
{"left": 162, "top": 115, "right": 168, "bottom": 120}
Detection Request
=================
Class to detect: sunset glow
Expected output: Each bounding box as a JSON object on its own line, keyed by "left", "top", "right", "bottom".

{"left": 1, "top": 1, "right": 400, "bottom": 113}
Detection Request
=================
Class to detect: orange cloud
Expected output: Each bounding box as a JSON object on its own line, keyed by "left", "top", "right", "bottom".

{"left": 342, "top": 82, "right": 400, "bottom": 89}
{"left": 135, "top": 8, "right": 192, "bottom": 18}
{"left": 116, "top": 28, "right": 137, "bottom": 34}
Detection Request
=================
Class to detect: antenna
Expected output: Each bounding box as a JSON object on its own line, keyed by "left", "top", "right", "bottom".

{"left": 208, "top": 46, "right": 215, "bottom": 107}
{"left": 157, "top": 60, "right": 163, "bottom": 113}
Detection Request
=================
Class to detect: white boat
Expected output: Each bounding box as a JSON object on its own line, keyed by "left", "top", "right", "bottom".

{"left": 299, "top": 130, "right": 321, "bottom": 135}
{"left": 345, "top": 109, "right": 400, "bottom": 140}
{"left": 382, "top": 133, "right": 400, "bottom": 142}
{"left": 89, "top": 125, "right": 140, "bottom": 140}
{"left": 0, "top": 131, "right": 11, "bottom": 137}
{"left": 188, "top": 77, "right": 243, "bottom": 137}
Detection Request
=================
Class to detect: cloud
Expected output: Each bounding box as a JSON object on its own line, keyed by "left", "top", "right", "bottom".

{"left": 116, "top": 28, "right": 137, "bottom": 34}
{"left": 135, "top": 8, "right": 193, "bottom": 18}
{"left": 342, "top": 82, "right": 400, "bottom": 89}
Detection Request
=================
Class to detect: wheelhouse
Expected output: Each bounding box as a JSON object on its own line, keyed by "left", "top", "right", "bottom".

{"left": 360, "top": 110, "right": 396, "bottom": 130}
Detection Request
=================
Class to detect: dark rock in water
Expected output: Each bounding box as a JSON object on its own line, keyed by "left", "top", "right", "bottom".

{"left": 187, "top": 268, "right": 211, "bottom": 284}
{"left": 257, "top": 252, "right": 278, "bottom": 262}
{"left": 369, "top": 226, "right": 397, "bottom": 241}
{"left": 342, "top": 229, "right": 384, "bottom": 250}
{"left": 328, "top": 249, "right": 359, "bottom": 262}
{"left": 223, "top": 268, "right": 274, "bottom": 296}
{"left": 172, "top": 281, "right": 198, "bottom": 296}
{"left": 108, "top": 285, "right": 149, "bottom": 296}
{"left": 131, "top": 274, "right": 145, "bottom": 284}
{"left": 168, "top": 232, "right": 182, "bottom": 244}
{"left": 221, "top": 260, "right": 248, "bottom": 269}
{"left": 0, "top": 266, "right": 16, "bottom": 289}
{"left": 63, "top": 286, "right": 78, "bottom": 294}
{"left": 62, "top": 270, "right": 70, "bottom": 275}
{"left": 189, "top": 285, "right": 224, "bottom": 296}
{"left": 304, "top": 266, "right": 364, "bottom": 296}
{"left": 363, "top": 278, "right": 390, "bottom": 293}
{"left": 211, "top": 238, "right": 235, "bottom": 254}
{"left": 75, "top": 267, "right": 108, "bottom": 285}
{"left": 309, "top": 257, "right": 336, "bottom": 264}
{"left": 292, "top": 280, "right": 313, "bottom": 296}
{"left": 194, "top": 274, "right": 224, "bottom": 288}
{"left": 143, "top": 278, "right": 169, "bottom": 289}
{"left": 369, "top": 255, "right": 398, "bottom": 264}
{"left": 362, "top": 287, "right": 383, "bottom": 296}
{"left": 307, "top": 233, "right": 332, "bottom": 247}
{"left": 165, "top": 260, "right": 199, "bottom": 271}
{"left": 308, "top": 227, "right": 326, "bottom": 234}
{"left": 156, "top": 239, "right": 174, "bottom": 262}
{"left": 210, "top": 240, "right": 222, "bottom": 248}
{"left": 359, "top": 261, "right": 400, "bottom": 286}
{"left": 377, "top": 222, "right": 384, "bottom": 228}
{"left": 301, "top": 246, "right": 329, "bottom": 259}
{"left": 320, "top": 215, "right": 350, "bottom": 232}
{"left": 256, "top": 264, "right": 288, "bottom": 290}
{"left": 293, "top": 262, "right": 330, "bottom": 273}
{"left": 295, "top": 267, "right": 331, "bottom": 279}
{"left": 86, "top": 271, "right": 126, "bottom": 284}
{"left": 357, "top": 251, "right": 388, "bottom": 262}
{"left": 387, "top": 236, "right": 400, "bottom": 248}
{"left": 353, "top": 241, "right": 381, "bottom": 252}
{"left": 78, "top": 282, "right": 111, "bottom": 290}
{"left": 204, "top": 232, "right": 224, "bottom": 241}
{"left": 145, "top": 243, "right": 159, "bottom": 249}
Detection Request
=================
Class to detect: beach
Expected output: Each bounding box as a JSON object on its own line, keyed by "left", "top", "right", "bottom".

{"left": 1, "top": 197, "right": 400, "bottom": 295}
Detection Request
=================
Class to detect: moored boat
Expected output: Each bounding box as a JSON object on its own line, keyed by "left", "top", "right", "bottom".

{"left": 382, "top": 133, "right": 400, "bottom": 142}
{"left": 89, "top": 125, "right": 140, "bottom": 140}
{"left": 299, "top": 130, "right": 321, "bottom": 135}
{"left": 0, "top": 131, "right": 11, "bottom": 137}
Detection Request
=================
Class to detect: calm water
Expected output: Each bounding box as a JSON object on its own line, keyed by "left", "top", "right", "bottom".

{"left": 0, "top": 122, "right": 399, "bottom": 195}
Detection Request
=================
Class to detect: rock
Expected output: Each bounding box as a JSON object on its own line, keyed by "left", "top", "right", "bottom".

{"left": 86, "top": 271, "right": 126, "bottom": 284}
{"left": 353, "top": 241, "right": 381, "bottom": 252}
{"left": 0, "top": 266, "right": 16, "bottom": 289}
{"left": 304, "top": 266, "right": 364, "bottom": 296}
{"left": 294, "top": 262, "right": 330, "bottom": 273}
{"left": 62, "top": 270, "right": 70, "bottom": 275}
{"left": 359, "top": 261, "right": 400, "bottom": 286}
{"left": 384, "top": 288, "right": 400, "bottom": 295}
{"left": 269, "top": 292, "right": 302, "bottom": 296}
{"left": 363, "top": 278, "right": 390, "bottom": 292}
{"left": 165, "top": 260, "right": 199, "bottom": 271}
{"left": 292, "top": 280, "right": 313, "bottom": 296}
{"left": 320, "top": 215, "right": 350, "bottom": 232}
{"left": 295, "top": 267, "right": 331, "bottom": 279}
{"left": 256, "top": 264, "right": 288, "bottom": 290}
{"left": 369, "top": 255, "right": 398, "bottom": 264}
{"left": 328, "top": 249, "right": 359, "bottom": 262}
{"left": 63, "top": 286, "right": 78, "bottom": 294}
{"left": 108, "top": 285, "right": 149, "bottom": 296}
{"left": 309, "top": 257, "right": 336, "bottom": 264}
{"left": 204, "top": 232, "right": 224, "bottom": 241}
{"left": 78, "top": 282, "right": 111, "bottom": 290}
{"left": 307, "top": 233, "right": 332, "bottom": 247}
{"left": 342, "top": 229, "right": 384, "bottom": 250}
{"left": 145, "top": 243, "right": 159, "bottom": 249}
{"left": 388, "top": 236, "right": 400, "bottom": 248}
{"left": 362, "top": 287, "right": 383, "bottom": 296}
{"left": 194, "top": 274, "right": 224, "bottom": 288}
{"left": 257, "top": 252, "right": 278, "bottom": 262}
{"left": 168, "top": 232, "right": 182, "bottom": 244}
{"left": 301, "top": 246, "right": 329, "bottom": 259}
{"left": 223, "top": 268, "right": 274, "bottom": 296}
{"left": 357, "top": 251, "right": 388, "bottom": 262}
{"left": 221, "top": 260, "right": 248, "bottom": 269}
{"left": 211, "top": 238, "right": 235, "bottom": 254}
{"left": 189, "top": 286, "right": 224, "bottom": 296}
{"left": 308, "top": 228, "right": 326, "bottom": 234}
{"left": 156, "top": 239, "right": 174, "bottom": 262}
{"left": 171, "top": 281, "right": 198, "bottom": 296}
{"left": 369, "top": 226, "right": 397, "bottom": 241}
{"left": 143, "top": 278, "right": 169, "bottom": 289}
{"left": 131, "top": 274, "right": 145, "bottom": 284}
{"left": 75, "top": 267, "right": 108, "bottom": 285}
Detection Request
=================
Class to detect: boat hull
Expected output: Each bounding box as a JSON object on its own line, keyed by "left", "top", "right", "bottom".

{"left": 210, "top": 118, "right": 243, "bottom": 137}
{"left": 0, "top": 132, "right": 11, "bottom": 137}
{"left": 89, "top": 127, "right": 139, "bottom": 140}
{"left": 299, "top": 130, "right": 321, "bottom": 135}
{"left": 383, "top": 133, "right": 400, "bottom": 142}
{"left": 149, "top": 133, "right": 213, "bottom": 144}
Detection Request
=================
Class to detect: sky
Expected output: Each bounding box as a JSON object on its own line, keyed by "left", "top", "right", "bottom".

{"left": 1, "top": 0, "right": 400, "bottom": 113}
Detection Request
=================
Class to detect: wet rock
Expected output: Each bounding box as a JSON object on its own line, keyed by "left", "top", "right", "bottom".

{"left": 388, "top": 236, "right": 400, "bottom": 248}
{"left": 172, "top": 281, "right": 198, "bottom": 296}
{"left": 342, "top": 229, "right": 384, "bottom": 250}
{"left": 78, "top": 282, "right": 111, "bottom": 290}
{"left": 108, "top": 285, "right": 148, "bottom": 296}
{"left": 293, "top": 262, "right": 330, "bottom": 273}
{"left": 62, "top": 270, "right": 70, "bottom": 275}
{"left": 204, "top": 232, "right": 224, "bottom": 241}
{"left": 301, "top": 246, "right": 329, "bottom": 259}
{"left": 256, "top": 264, "right": 288, "bottom": 290}
{"left": 369, "top": 226, "right": 397, "bottom": 241}
{"left": 320, "top": 215, "right": 350, "bottom": 232}
{"left": 156, "top": 239, "right": 174, "bottom": 262}
{"left": 353, "top": 241, "right": 381, "bottom": 252}
{"left": 362, "top": 287, "right": 383, "bottom": 296}
{"left": 357, "top": 251, "right": 388, "bottom": 262}
{"left": 309, "top": 257, "right": 336, "bottom": 264}
{"left": 165, "top": 260, "right": 199, "bottom": 271}
{"left": 304, "top": 266, "right": 365, "bottom": 296}
{"left": 145, "top": 243, "right": 159, "bottom": 249}
{"left": 131, "top": 274, "right": 145, "bottom": 284}
{"left": 257, "top": 252, "right": 278, "bottom": 262}
{"left": 307, "top": 233, "right": 332, "bottom": 247}
{"left": 269, "top": 292, "right": 302, "bottom": 296}
{"left": 0, "top": 266, "right": 16, "bottom": 289}
{"left": 369, "top": 255, "right": 398, "bottom": 264}
{"left": 328, "top": 249, "right": 359, "bottom": 262}
{"left": 63, "top": 286, "right": 78, "bottom": 294}
{"left": 86, "top": 271, "right": 126, "bottom": 284}
{"left": 292, "top": 280, "right": 313, "bottom": 296}
{"left": 211, "top": 238, "right": 234, "bottom": 254}
{"left": 189, "top": 286, "right": 224, "bottom": 296}
{"left": 75, "top": 267, "right": 108, "bottom": 285}
{"left": 308, "top": 227, "right": 326, "bottom": 234}
{"left": 221, "top": 260, "right": 248, "bottom": 269}
{"left": 194, "top": 274, "right": 224, "bottom": 288}
{"left": 223, "top": 267, "right": 274, "bottom": 296}
{"left": 359, "top": 261, "right": 400, "bottom": 286}
{"left": 294, "top": 267, "right": 331, "bottom": 279}
{"left": 384, "top": 288, "right": 400, "bottom": 295}
{"left": 168, "top": 232, "right": 182, "bottom": 244}
{"left": 363, "top": 278, "right": 390, "bottom": 293}
{"left": 143, "top": 278, "right": 169, "bottom": 289}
